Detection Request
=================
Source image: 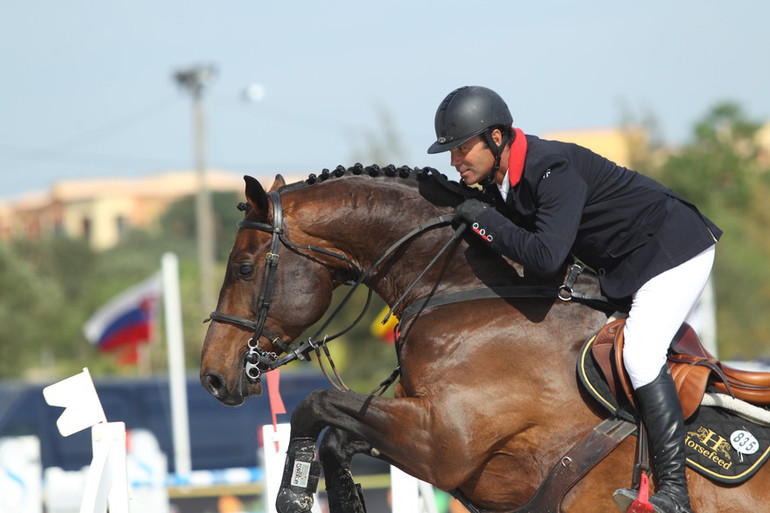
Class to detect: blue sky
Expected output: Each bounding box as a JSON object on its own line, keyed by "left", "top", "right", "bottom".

{"left": 1, "top": 1, "right": 768, "bottom": 199}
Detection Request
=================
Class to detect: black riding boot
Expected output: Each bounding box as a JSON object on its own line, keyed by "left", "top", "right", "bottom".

{"left": 613, "top": 366, "right": 695, "bottom": 513}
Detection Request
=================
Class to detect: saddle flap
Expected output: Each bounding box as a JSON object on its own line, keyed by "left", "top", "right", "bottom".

{"left": 591, "top": 319, "right": 706, "bottom": 419}
{"left": 670, "top": 362, "right": 712, "bottom": 419}
{"left": 589, "top": 319, "right": 628, "bottom": 403}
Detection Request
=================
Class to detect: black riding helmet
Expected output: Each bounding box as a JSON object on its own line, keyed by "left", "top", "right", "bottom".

{"left": 427, "top": 86, "right": 513, "bottom": 181}
{"left": 427, "top": 86, "right": 513, "bottom": 154}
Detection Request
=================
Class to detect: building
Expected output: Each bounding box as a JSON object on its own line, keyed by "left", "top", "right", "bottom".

{"left": 540, "top": 126, "right": 649, "bottom": 170}
{"left": 0, "top": 170, "right": 247, "bottom": 250}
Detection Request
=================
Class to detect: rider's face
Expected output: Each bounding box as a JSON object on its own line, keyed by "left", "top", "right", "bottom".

{"left": 449, "top": 136, "right": 495, "bottom": 186}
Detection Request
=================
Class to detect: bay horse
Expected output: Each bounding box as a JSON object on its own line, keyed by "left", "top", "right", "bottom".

{"left": 200, "top": 165, "right": 768, "bottom": 513}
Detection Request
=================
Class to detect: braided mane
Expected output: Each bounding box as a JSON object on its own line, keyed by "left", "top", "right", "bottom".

{"left": 280, "top": 163, "right": 438, "bottom": 194}
{"left": 236, "top": 164, "right": 471, "bottom": 213}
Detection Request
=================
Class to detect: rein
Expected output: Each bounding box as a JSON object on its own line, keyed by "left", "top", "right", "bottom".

{"left": 206, "top": 189, "right": 459, "bottom": 386}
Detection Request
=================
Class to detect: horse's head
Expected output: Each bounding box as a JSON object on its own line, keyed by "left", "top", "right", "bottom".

{"left": 200, "top": 165, "right": 503, "bottom": 406}
{"left": 200, "top": 174, "right": 337, "bottom": 405}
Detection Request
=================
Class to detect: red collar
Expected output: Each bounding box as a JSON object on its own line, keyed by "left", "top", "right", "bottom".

{"left": 507, "top": 128, "right": 527, "bottom": 187}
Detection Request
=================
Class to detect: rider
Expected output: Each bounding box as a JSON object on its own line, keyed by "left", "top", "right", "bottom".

{"left": 427, "top": 85, "right": 720, "bottom": 513}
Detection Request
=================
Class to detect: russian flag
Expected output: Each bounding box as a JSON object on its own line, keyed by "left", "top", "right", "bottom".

{"left": 83, "top": 273, "right": 162, "bottom": 352}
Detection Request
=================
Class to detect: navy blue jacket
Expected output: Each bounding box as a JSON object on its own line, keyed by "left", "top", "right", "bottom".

{"left": 472, "top": 134, "right": 721, "bottom": 299}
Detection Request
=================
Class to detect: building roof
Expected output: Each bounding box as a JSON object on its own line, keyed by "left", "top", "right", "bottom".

{"left": 47, "top": 169, "right": 245, "bottom": 202}
{"left": 539, "top": 126, "right": 645, "bottom": 169}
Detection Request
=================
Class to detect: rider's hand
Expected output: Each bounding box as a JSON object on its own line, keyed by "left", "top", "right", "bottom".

{"left": 453, "top": 199, "right": 489, "bottom": 224}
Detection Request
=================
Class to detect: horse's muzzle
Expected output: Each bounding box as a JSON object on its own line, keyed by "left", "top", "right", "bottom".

{"left": 200, "top": 369, "right": 263, "bottom": 406}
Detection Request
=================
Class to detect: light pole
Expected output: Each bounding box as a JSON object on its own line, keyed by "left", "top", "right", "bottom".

{"left": 174, "top": 64, "right": 217, "bottom": 315}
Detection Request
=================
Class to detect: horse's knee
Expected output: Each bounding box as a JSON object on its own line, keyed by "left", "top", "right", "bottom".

{"left": 292, "top": 388, "right": 328, "bottom": 416}
{"left": 319, "top": 428, "right": 373, "bottom": 466}
{"left": 319, "top": 427, "right": 347, "bottom": 463}
{"left": 290, "top": 388, "right": 332, "bottom": 436}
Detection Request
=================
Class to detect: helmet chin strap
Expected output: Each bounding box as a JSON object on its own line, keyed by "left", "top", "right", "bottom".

{"left": 480, "top": 128, "right": 512, "bottom": 187}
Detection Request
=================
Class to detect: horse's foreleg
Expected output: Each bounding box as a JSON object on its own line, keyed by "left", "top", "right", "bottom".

{"left": 276, "top": 389, "right": 430, "bottom": 513}
{"left": 319, "top": 427, "right": 375, "bottom": 513}
{"left": 275, "top": 436, "right": 323, "bottom": 513}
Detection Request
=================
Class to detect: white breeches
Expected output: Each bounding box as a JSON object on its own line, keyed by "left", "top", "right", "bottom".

{"left": 622, "top": 245, "right": 716, "bottom": 389}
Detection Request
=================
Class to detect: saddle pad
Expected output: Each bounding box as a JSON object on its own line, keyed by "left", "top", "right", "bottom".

{"left": 684, "top": 404, "right": 770, "bottom": 484}
{"left": 577, "top": 331, "right": 623, "bottom": 416}
{"left": 578, "top": 332, "right": 770, "bottom": 484}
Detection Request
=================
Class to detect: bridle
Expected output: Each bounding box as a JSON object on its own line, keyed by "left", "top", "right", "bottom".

{"left": 206, "top": 189, "right": 459, "bottom": 383}
{"left": 207, "top": 191, "right": 292, "bottom": 380}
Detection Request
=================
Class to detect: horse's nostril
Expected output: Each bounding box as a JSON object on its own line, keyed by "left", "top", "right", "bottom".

{"left": 204, "top": 372, "right": 225, "bottom": 396}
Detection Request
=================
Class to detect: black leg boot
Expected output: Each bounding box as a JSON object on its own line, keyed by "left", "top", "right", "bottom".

{"left": 613, "top": 366, "right": 695, "bottom": 513}
{"left": 276, "top": 437, "right": 322, "bottom": 513}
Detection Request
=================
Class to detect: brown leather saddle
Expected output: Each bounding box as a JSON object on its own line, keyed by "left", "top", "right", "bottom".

{"left": 592, "top": 318, "right": 770, "bottom": 419}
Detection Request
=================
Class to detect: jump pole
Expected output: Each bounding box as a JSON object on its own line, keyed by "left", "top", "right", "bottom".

{"left": 43, "top": 368, "right": 129, "bottom": 513}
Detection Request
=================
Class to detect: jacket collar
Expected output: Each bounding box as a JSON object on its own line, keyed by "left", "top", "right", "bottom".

{"left": 507, "top": 128, "right": 527, "bottom": 187}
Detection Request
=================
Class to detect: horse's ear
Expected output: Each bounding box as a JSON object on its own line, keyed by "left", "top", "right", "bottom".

{"left": 268, "top": 174, "right": 286, "bottom": 192}
{"left": 244, "top": 175, "right": 269, "bottom": 219}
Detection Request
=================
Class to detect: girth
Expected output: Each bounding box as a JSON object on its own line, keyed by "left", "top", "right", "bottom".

{"left": 450, "top": 416, "right": 637, "bottom": 513}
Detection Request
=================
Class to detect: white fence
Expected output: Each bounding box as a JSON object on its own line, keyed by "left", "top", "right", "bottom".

{"left": 2, "top": 365, "right": 439, "bottom": 513}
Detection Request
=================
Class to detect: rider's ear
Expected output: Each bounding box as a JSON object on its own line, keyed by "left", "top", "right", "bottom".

{"left": 244, "top": 175, "right": 269, "bottom": 219}
{"left": 491, "top": 128, "right": 504, "bottom": 146}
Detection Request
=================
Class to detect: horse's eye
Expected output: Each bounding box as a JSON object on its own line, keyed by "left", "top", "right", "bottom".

{"left": 238, "top": 264, "right": 255, "bottom": 277}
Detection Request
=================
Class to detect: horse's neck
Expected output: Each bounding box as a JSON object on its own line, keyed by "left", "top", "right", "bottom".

{"left": 302, "top": 180, "right": 512, "bottom": 308}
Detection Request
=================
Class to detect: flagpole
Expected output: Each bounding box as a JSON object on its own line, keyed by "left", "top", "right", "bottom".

{"left": 162, "top": 252, "right": 192, "bottom": 475}
{"left": 137, "top": 343, "right": 152, "bottom": 377}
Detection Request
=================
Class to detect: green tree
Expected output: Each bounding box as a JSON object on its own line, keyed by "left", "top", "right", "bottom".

{"left": 661, "top": 102, "right": 762, "bottom": 213}
{"left": 350, "top": 103, "right": 409, "bottom": 167}
{"left": 618, "top": 100, "right": 667, "bottom": 176}
{"left": 159, "top": 190, "right": 244, "bottom": 261}
{"left": 0, "top": 242, "right": 65, "bottom": 377}
{"left": 7, "top": 237, "right": 168, "bottom": 377}
{"left": 658, "top": 102, "right": 770, "bottom": 360}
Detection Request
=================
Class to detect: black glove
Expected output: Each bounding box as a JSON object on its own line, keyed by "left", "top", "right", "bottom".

{"left": 453, "top": 199, "right": 489, "bottom": 224}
